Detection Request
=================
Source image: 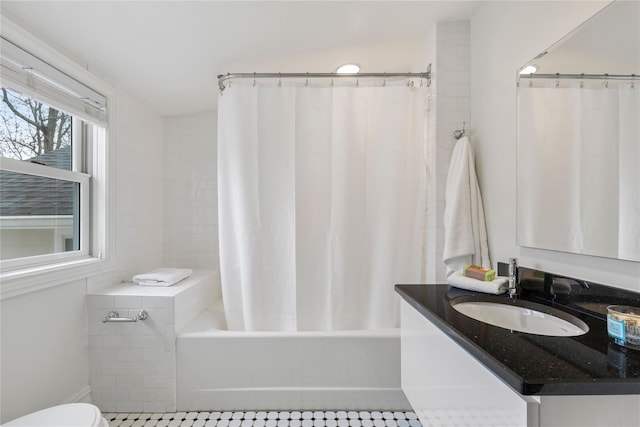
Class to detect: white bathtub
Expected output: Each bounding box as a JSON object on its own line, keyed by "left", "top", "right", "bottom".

{"left": 176, "top": 301, "right": 411, "bottom": 411}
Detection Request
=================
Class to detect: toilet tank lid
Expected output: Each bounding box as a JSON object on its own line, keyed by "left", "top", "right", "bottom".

{"left": 3, "top": 403, "right": 104, "bottom": 427}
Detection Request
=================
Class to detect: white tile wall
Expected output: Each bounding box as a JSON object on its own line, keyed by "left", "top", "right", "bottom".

{"left": 88, "top": 270, "right": 219, "bottom": 413}
{"left": 113, "top": 93, "right": 165, "bottom": 285}
{"left": 163, "top": 111, "right": 220, "bottom": 271}
{"left": 425, "top": 21, "right": 471, "bottom": 283}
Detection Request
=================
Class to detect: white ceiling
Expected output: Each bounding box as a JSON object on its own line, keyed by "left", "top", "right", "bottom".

{"left": 0, "top": 1, "right": 483, "bottom": 116}
{"left": 524, "top": 0, "right": 639, "bottom": 75}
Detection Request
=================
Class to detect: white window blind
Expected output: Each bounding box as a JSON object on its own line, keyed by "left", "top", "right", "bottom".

{"left": 0, "top": 36, "right": 108, "bottom": 126}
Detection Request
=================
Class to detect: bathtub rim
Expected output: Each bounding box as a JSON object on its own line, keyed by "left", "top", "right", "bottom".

{"left": 177, "top": 300, "right": 402, "bottom": 338}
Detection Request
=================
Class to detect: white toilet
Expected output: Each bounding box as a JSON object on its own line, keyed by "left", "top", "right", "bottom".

{"left": 2, "top": 403, "right": 108, "bottom": 426}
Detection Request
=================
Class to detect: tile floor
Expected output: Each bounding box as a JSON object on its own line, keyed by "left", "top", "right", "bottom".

{"left": 103, "top": 410, "right": 422, "bottom": 427}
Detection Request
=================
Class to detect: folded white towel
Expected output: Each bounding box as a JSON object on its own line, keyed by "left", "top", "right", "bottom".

{"left": 133, "top": 268, "right": 193, "bottom": 287}
{"left": 447, "top": 270, "right": 508, "bottom": 295}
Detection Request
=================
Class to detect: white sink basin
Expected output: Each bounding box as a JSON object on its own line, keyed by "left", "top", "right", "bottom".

{"left": 450, "top": 297, "right": 589, "bottom": 337}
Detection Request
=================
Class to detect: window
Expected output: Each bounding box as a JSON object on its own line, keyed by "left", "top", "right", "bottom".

{"left": 0, "top": 90, "right": 87, "bottom": 263}
{"left": 0, "top": 34, "right": 110, "bottom": 278}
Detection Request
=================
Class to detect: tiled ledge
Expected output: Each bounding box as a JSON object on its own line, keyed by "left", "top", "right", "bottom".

{"left": 87, "top": 270, "right": 220, "bottom": 413}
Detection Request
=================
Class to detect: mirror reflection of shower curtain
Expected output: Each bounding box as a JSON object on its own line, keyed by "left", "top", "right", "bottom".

{"left": 217, "top": 81, "right": 426, "bottom": 331}
{"left": 517, "top": 82, "right": 639, "bottom": 260}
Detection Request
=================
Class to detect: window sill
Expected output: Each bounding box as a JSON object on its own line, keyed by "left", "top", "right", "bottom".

{"left": 0, "top": 256, "right": 112, "bottom": 300}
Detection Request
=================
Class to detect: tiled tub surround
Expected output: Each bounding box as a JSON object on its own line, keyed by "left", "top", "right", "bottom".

{"left": 176, "top": 304, "right": 410, "bottom": 411}
{"left": 395, "top": 267, "right": 640, "bottom": 396}
{"left": 88, "top": 270, "right": 220, "bottom": 413}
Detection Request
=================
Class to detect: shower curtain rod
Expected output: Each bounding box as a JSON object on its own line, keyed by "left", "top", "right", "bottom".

{"left": 520, "top": 73, "right": 638, "bottom": 80}
{"left": 218, "top": 66, "right": 431, "bottom": 91}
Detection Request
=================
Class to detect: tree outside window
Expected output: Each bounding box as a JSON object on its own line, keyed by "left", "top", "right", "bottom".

{"left": 1, "top": 87, "right": 72, "bottom": 168}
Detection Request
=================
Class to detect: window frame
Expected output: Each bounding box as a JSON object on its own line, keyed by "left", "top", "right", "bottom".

{"left": 0, "top": 16, "right": 115, "bottom": 298}
{"left": 0, "top": 156, "right": 91, "bottom": 270}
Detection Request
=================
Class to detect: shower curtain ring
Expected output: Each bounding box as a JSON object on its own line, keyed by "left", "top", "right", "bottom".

{"left": 306, "top": 72, "right": 309, "bottom": 87}
{"left": 253, "top": 72, "right": 256, "bottom": 87}
{"left": 383, "top": 72, "right": 386, "bottom": 87}
{"left": 604, "top": 73, "right": 609, "bottom": 88}
{"left": 279, "top": 72, "right": 282, "bottom": 87}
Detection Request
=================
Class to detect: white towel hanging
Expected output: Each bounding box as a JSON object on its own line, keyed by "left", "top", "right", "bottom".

{"left": 442, "top": 136, "right": 491, "bottom": 275}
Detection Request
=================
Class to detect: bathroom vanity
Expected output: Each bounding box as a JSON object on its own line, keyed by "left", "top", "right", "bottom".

{"left": 396, "top": 266, "right": 640, "bottom": 427}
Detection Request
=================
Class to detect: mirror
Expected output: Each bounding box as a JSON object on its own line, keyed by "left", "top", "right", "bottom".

{"left": 516, "top": 0, "right": 640, "bottom": 262}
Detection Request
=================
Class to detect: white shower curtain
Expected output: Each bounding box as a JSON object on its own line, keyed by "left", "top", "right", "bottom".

{"left": 517, "top": 81, "right": 639, "bottom": 260}
{"left": 218, "top": 80, "right": 426, "bottom": 331}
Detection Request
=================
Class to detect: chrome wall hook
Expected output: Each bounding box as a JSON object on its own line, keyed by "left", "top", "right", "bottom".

{"left": 453, "top": 121, "right": 466, "bottom": 140}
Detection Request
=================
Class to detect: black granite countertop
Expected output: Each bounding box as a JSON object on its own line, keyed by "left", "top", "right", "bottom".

{"left": 395, "top": 266, "right": 640, "bottom": 396}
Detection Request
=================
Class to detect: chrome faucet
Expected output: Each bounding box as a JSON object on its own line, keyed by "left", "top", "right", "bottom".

{"left": 508, "top": 258, "right": 518, "bottom": 298}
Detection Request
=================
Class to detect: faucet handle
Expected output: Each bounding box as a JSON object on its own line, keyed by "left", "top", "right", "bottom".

{"left": 508, "top": 258, "right": 518, "bottom": 278}
{"left": 508, "top": 258, "right": 518, "bottom": 297}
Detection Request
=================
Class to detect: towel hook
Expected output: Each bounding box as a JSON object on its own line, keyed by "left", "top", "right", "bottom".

{"left": 453, "top": 121, "right": 466, "bottom": 140}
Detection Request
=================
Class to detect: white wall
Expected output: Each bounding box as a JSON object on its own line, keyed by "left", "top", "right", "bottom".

{"left": 470, "top": 0, "right": 640, "bottom": 291}
{"left": 163, "top": 111, "right": 220, "bottom": 271}
{"left": 112, "top": 91, "right": 165, "bottom": 283}
{"left": 0, "top": 279, "right": 90, "bottom": 423}
{"left": 0, "top": 89, "right": 164, "bottom": 423}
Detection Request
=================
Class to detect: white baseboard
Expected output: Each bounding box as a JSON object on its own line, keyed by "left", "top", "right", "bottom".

{"left": 65, "top": 386, "right": 93, "bottom": 404}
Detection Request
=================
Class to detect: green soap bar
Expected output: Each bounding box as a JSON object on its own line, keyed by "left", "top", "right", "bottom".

{"left": 463, "top": 265, "right": 496, "bottom": 281}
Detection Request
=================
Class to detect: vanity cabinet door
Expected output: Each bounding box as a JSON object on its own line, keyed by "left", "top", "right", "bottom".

{"left": 400, "top": 300, "right": 538, "bottom": 427}
{"left": 537, "top": 395, "right": 640, "bottom": 427}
